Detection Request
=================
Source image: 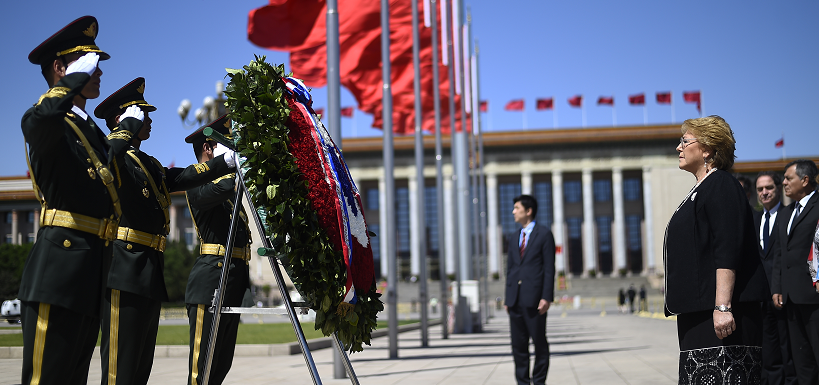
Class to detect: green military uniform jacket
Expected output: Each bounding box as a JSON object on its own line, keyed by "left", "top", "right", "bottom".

{"left": 19, "top": 72, "right": 116, "bottom": 318}
{"left": 105, "top": 130, "right": 231, "bottom": 301}
{"left": 184, "top": 175, "right": 251, "bottom": 306}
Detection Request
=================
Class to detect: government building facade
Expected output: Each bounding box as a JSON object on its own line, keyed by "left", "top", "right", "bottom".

{"left": 1, "top": 124, "right": 813, "bottom": 286}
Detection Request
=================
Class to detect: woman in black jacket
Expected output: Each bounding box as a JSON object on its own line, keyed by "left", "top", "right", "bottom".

{"left": 664, "top": 116, "right": 768, "bottom": 384}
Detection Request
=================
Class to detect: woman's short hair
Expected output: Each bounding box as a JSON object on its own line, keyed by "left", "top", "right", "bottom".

{"left": 681, "top": 115, "right": 736, "bottom": 171}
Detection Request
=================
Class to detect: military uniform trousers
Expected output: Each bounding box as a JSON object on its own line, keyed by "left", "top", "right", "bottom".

{"left": 21, "top": 301, "right": 99, "bottom": 385}
{"left": 186, "top": 304, "right": 240, "bottom": 385}
{"left": 100, "top": 288, "right": 161, "bottom": 385}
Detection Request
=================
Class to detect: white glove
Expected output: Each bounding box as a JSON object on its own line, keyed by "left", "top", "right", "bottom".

{"left": 120, "top": 105, "right": 144, "bottom": 122}
{"left": 65, "top": 52, "right": 99, "bottom": 76}
{"left": 222, "top": 149, "right": 236, "bottom": 169}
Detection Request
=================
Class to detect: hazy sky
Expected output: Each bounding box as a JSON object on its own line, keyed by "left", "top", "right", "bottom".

{"left": 2, "top": 0, "right": 817, "bottom": 176}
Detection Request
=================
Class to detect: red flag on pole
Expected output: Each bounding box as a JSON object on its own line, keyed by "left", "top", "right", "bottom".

{"left": 775, "top": 138, "right": 784, "bottom": 148}
{"left": 479, "top": 100, "right": 488, "bottom": 112}
{"left": 683, "top": 91, "right": 701, "bottom": 112}
{"left": 536, "top": 98, "right": 553, "bottom": 110}
{"left": 315, "top": 108, "right": 324, "bottom": 116}
{"left": 505, "top": 99, "right": 524, "bottom": 111}
{"left": 656, "top": 92, "right": 671, "bottom": 104}
{"left": 340, "top": 107, "right": 354, "bottom": 117}
{"left": 568, "top": 95, "right": 582, "bottom": 107}
{"left": 597, "top": 96, "right": 614, "bottom": 106}
{"left": 628, "top": 93, "right": 645, "bottom": 105}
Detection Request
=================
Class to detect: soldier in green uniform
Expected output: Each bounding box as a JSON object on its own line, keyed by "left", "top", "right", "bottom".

{"left": 20, "top": 16, "right": 117, "bottom": 385}
{"left": 183, "top": 115, "right": 252, "bottom": 385}
{"left": 93, "top": 78, "right": 237, "bottom": 385}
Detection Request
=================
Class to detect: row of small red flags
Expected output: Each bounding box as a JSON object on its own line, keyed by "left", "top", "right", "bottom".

{"left": 498, "top": 91, "right": 702, "bottom": 112}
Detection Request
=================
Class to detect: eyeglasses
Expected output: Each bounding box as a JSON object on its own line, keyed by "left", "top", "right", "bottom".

{"left": 679, "top": 137, "right": 698, "bottom": 149}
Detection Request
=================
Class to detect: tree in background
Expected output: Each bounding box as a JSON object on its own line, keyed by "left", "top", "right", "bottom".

{"left": 0, "top": 243, "right": 33, "bottom": 300}
{"left": 163, "top": 241, "right": 197, "bottom": 304}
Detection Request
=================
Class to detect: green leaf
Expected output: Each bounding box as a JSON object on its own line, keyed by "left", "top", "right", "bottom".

{"left": 265, "top": 184, "right": 278, "bottom": 200}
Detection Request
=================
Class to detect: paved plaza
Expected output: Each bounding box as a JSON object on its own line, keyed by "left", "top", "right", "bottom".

{"left": 0, "top": 306, "right": 680, "bottom": 384}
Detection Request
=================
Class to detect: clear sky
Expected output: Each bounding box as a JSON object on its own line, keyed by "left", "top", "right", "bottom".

{"left": 2, "top": 0, "right": 817, "bottom": 176}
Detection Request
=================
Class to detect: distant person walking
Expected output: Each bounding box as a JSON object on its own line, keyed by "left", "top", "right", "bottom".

{"left": 627, "top": 284, "right": 636, "bottom": 313}
{"left": 639, "top": 285, "right": 647, "bottom": 312}
{"left": 618, "top": 289, "right": 626, "bottom": 313}
{"left": 504, "top": 194, "right": 556, "bottom": 385}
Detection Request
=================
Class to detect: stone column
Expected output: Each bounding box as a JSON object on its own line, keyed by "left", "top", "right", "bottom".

{"left": 581, "top": 169, "right": 596, "bottom": 275}
{"left": 642, "top": 166, "right": 655, "bottom": 274}
{"left": 408, "top": 174, "right": 420, "bottom": 276}
{"left": 521, "top": 166, "right": 532, "bottom": 195}
{"left": 169, "top": 205, "right": 178, "bottom": 241}
{"left": 551, "top": 171, "right": 565, "bottom": 274}
{"left": 379, "top": 175, "right": 389, "bottom": 278}
{"left": 11, "top": 210, "right": 18, "bottom": 245}
{"left": 612, "top": 167, "right": 627, "bottom": 273}
{"left": 486, "top": 173, "right": 499, "bottom": 275}
{"left": 33, "top": 210, "right": 40, "bottom": 242}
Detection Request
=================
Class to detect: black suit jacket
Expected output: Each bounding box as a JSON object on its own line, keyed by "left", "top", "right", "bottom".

{"left": 753, "top": 207, "right": 781, "bottom": 295}
{"left": 772, "top": 191, "right": 819, "bottom": 305}
{"left": 504, "top": 222, "right": 556, "bottom": 308}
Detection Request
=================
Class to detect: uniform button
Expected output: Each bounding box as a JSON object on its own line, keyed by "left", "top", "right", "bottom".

{"left": 63, "top": 240, "right": 71, "bottom": 248}
{"left": 518, "top": 280, "right": 522, "bottom": 285}
{"left": 126, "top": 244, "right": 133, "bottom": 250}
{"left": 218, "top": 262, "right": 223, "bottom": 268}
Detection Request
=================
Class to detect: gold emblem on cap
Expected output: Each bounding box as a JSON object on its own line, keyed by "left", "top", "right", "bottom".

{"left": 83, "top": 22, "right": 98, "bottom": 38}
{"left": 224, "top": 120, "right": 230, "bottom": 128}
{"left": 88, "top": 167, "right": 96, "bottom": 179}
{"left": 143, "top": 187, "right": 150, "bottom": 198}
{"left": 137, "top": 82, "right": 145, "bottom": 94}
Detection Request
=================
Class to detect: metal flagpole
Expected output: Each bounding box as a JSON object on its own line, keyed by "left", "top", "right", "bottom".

{"left": 326, "top": 0, "right": 346, "bottom": 377}
{"left": 454, "top": 0, "right": 472, "bottom": 334}
{"left": 380, "top": 0, "right": 398, "bottom": 359}
{"left": 612, "top": 104, "right": 616, "bottom": 126}
{"left": 700, "top": 89, "right": 705, "bottom": 117}
{"left": 643, "top": 103, "right": 647, "bottom": 125}
{"left": 430, "top": 0, "right": 449, "bottom": 340}
{"left": 582, "top": 99, "right": 586, "bottom": 128}
{"left": 472, "top": 44, "right": 489, "bottom": 325}
{"left": 671, "top": 90, "right": 675, "bottom": 123}
{"left": 445, "top": 0, "right": 463, "bottom": 334}
{"left": 411, "top": 0, "right": 429, "bottom": 348}
{"left": 466, "top": 10, "right": 482, "bottom": 326}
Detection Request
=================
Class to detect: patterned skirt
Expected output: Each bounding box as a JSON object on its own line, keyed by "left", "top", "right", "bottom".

{"left": 677, "top": 303, "right": 763, "bottom": 385}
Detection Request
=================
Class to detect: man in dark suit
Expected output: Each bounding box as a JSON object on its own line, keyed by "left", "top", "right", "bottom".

{"left": 772, "top": 159, "right": 819, "bottom": 384}
{"left": 754, "top": 171, "right": 797, "bottom": 385}
{"left": 505, "top": 194, "right": 556, "bottom": 385}
{"left": 19, "top": 16, "right": 115, "bottom": 385}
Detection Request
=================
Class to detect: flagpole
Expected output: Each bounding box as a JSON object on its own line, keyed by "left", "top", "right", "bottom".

{"left": 429, "top": 0, "right": 448, "bottom": 340}
{"left": 643, "top": 102, "right": 647, "bottom": 125}
{"left": 554, "top": 101, "right": 558, "bottom": 128}
{"left": 410, "top": 0, "right": 429, "bottom": 348}
{"left": 380, "top": 0, "right": 398, "bottom": 360}
{"left": 445, "top": 0, "right": 464, "bottom": 334}
{"left": 612, "top": 104, "right": 617, "bottom": 126}
{"left": 671, "top": 90, "right": 675, "bottom": 123}
{"left": 454, "top": 0, "right": 472, "bottom": 334}
{"left": 582, "top": 98, "right": 586, "bottom": 128}
{"left": 466, "top": 10, "right": 483, "bottom": 327}
{"left": 473, "top": 44, "right": 489, "bottom": 326}
{"left": 326, "top": 0, "right": 346, "bottom": 377}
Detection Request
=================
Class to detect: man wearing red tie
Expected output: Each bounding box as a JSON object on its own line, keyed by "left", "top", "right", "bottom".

{"left": 504, "top": 194, "right": 556, "bottom": 385}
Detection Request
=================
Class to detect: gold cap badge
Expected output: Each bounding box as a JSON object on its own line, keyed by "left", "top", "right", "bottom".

{"left": 83, "top": 22, "right": 98, "bottom": 38}
{"left": 137, "top": 82, "right": 145, "bottom": 94}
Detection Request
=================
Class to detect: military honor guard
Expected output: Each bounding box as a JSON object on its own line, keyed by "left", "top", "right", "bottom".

{"left": 92, "top": 79, "right": 237, "bottom": 385}
{"left": 19, "top": 16, "right": 116, "bottom": 385}
{"left": 183, "top": 115, "right": 252, "bottom": 385}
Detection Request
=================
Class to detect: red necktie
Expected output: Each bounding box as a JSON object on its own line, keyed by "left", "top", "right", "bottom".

{"left": 520, "top": 232, "right": 526, "bottom": 259}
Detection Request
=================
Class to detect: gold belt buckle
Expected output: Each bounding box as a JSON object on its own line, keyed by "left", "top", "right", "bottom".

{"left": 97, "top": 166, "right": 114, "bottom": 186}
{"left": 103, "top": 219, "right": 117, "bottom": 241}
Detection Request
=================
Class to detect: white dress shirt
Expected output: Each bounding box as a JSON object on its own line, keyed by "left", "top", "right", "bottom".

{"left": 788, "top": 190, "right": 816, "bottom": 235}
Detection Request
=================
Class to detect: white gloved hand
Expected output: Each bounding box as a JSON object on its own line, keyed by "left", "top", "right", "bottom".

{"left": 120, "top": 105, "right": 144, "bottom": 122}
{"left": 65, "top": 52, "right": 100, "bottom": 76}
{"left": 221, "top": 149, "right": 236, "bottom": 169}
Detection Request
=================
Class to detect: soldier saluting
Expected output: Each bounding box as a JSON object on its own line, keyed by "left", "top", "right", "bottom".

{"left": 20, "top": 16, "right": 117, "bottom": 385}
{"left": 92, "top": 79, "right": 236, "bottom": 385}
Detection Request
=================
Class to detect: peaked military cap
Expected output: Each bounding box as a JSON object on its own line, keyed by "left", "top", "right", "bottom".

{"left": 94, "top": 77, "right": 156, "bottom": 121}
{"left": 185, "top": 114, "right": 231, "bottom": 144}
{"left": 28, "top": 16, "right": 111, "bottom": 65}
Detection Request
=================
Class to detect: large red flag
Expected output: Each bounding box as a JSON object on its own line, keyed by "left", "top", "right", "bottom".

{"left": 629, "top": 93, "right": 645, "bottom": 105}
{"left": 568, "top": 95, "right": 582, "bottom": 107}
{"left": 536, "top": 98, "right": 553, "bottom": 110}
{"left": 505, "top": 99, "right": 524, "bottom": 111}
{"left": 656, "top": 92, "right": 671, "bottom": 104}
{"left": 479, "top": 100, "right": 487, "bottom": 112}
{"left": 597, "top": 96, "right": 614, "bottom": 106}
{"left": 340, "top": 107, "right": 354, "bottom": 117}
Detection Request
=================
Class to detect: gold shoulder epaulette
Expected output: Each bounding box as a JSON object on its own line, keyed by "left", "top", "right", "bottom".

{"left": 193, "top": 162, "right": 210, "bottom": 174}
{"left": 212, "top": 173, "right": 235, "bottom": 184}
{"left": 36, "top": 87, "right": 71, "bottom": 106}
{"left": 107, "top": 130, "right": 132, "bottom": 141}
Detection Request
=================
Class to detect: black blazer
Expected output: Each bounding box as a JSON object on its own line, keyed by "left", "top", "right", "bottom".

{"left": 664, "top": 170, "right": 768, "bottom": 315}
{"left": 771, "top": 191, "right": 819, "bottom": 305}
{"left": 753, "top": 207, "right": 781, "bottom": 295}
{"left": 504, "top": 222, "right": 556, "bottom": 308}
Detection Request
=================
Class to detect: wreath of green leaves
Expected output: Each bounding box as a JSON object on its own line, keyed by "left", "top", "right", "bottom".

{"left": 223, "top": 56, "right": 382, "bottom": 353}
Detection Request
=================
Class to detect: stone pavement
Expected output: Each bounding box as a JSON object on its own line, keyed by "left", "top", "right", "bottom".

{"left": 0, "top": 308, "right": 680, "bottom": 384}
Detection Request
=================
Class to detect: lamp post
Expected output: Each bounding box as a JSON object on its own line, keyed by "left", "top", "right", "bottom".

{"left": 178, "top": 80, "right": 227, "bottom": 126}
